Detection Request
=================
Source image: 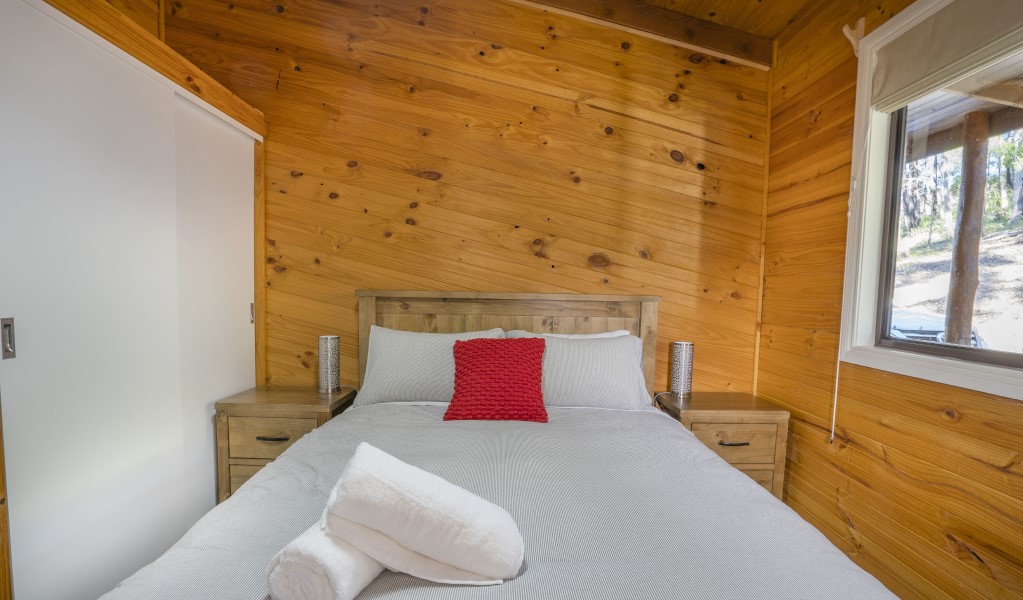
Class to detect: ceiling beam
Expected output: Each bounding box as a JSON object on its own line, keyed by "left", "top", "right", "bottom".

{"left": 907, "top": 106, "right": 1023, "bottom": 162}
{"left": 948, "top": 76, "right": 1023, "bottom": 110}
{"left": 506, "top": 0, "right": 773, "bottom": 70}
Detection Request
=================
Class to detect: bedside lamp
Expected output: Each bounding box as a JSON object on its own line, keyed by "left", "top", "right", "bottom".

{"left": 669, "top": 341, "right": 694, "bottom": 398}
{"left": 318, "top": 335, "right": 342, "bottom": 393}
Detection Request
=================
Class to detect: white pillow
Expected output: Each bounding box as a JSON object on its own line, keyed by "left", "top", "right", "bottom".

{"left": 539, "top": 336, "right": 650, "bottom": 410}
{"left": 355, "top": 326, "right": 504, "bottom": 406}
{"left": 504, "top": 329, "right": 631, "bottom": 339}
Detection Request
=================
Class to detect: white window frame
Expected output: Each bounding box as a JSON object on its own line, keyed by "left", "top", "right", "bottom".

{"left": 841, "top": 0, "right": 1023, "bottom": 401}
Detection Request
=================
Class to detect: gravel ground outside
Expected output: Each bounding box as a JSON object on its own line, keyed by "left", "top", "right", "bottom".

{"left": 893, "top": 228, "right": 1023, "bottom": 353}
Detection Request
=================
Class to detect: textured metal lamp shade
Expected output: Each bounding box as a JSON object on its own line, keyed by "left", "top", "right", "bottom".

{"left": 318, "top": 335, "right": 341, "bottom": 393}
{"left": 669, "top": 341, "right": 694, "bottom": 397}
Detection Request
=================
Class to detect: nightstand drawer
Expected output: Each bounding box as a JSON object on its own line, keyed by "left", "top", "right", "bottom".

{"left": 229, "top": 462, "right": 269, "bottom": 494}
{"left": 691, "top": 423, "right": 777, "bottom": 464}
{"left": 739, "top": 468, "right": 775, "bottom": 492}
{"left": 227, "top": 415, "right": 318, "bottom": 459}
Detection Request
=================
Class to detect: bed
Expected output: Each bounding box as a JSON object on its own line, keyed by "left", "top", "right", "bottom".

{"left": 101, "top": 291, "right": 895, "bottom": 600}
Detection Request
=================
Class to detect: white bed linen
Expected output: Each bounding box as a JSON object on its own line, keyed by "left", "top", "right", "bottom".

{"left": 101, "top": 404, "right": 895, "bottom": 600}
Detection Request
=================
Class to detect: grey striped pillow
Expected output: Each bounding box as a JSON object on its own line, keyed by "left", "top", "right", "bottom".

{"left": 535, "top": 336, "right": 650, "bottom": 410}
{"left": 355, "top": 326, "right": 504, "bottom": 406}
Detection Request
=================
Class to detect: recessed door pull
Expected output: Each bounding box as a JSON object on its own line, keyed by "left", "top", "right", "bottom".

{"left": 1, "top": 318, "right": 14, "bottom": 359}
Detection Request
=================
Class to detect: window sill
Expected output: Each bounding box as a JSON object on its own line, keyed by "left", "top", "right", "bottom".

{"left": 841, "top": 344, "right": 1023, "bottom": 401}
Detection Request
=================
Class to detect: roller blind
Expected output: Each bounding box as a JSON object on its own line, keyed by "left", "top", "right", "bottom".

{"left": 872, "top": 0, "right": 1023, "bottom": 113}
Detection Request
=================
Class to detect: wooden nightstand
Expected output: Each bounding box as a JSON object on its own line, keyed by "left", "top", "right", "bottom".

{"left": 656, "top": 392, "right": 789, "bottom": 500}
{"left": 215, "top": 386, "right": 356, "bottom": 503}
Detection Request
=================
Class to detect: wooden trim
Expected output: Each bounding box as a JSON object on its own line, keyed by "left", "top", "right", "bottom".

{"left": 215, "top": 411, "right": 230, "bottom": 503}
{"left": 639, "top": 300, "right": 659, "bottom": 396}
{"left": 356, "top": 290, "right": 660, "bottom": 391}
{"left": 253, "top": 140, "right": 267, "bottom": 385}
{"left": 157, "top": 0, "right": 166, "bottom": 43}
{"left": 355, "top": 290, "right": 661, "bottom": 302}
{"left": 42, "top": 0, "right": 266, "bottom": 137}
{"left": 506, "top": 0, "right": 772, "bottom": 70}
{"left": 357, "top": 295, "right": 377, "bottom": 386}
{"left": 752, "top": 40, "right": 776, "bottom": 395}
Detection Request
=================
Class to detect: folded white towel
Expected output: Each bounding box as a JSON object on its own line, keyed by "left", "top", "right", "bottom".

{"left": 324, "top": 442, "right": 524, "bottom": 585}
{"left": 267, "top": 523, "right": 384, "bottom": 600}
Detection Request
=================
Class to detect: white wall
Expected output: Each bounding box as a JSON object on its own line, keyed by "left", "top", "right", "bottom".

{"left": 0, "top": 2, "right": 255, "bottom": 598}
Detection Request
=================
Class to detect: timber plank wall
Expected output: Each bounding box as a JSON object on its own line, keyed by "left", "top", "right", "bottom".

{"left": 163, "top": 0, "right": 769, "bottom": 392}
{"left": 761, "top": 1, "right": 1023, "bottom": 599}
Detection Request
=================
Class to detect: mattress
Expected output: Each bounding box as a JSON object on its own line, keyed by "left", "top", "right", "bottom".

{"left": 101, "top": 403, "right": 895, "bottom": 599}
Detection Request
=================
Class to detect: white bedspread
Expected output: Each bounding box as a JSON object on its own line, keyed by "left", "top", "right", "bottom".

{"left": 101, "top": 403, "right": 895, "bottom": 600}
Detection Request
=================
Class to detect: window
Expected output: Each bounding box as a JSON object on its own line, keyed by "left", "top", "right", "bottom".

{"left": 843, "top": 0, "right": 1023, "bottom": 399}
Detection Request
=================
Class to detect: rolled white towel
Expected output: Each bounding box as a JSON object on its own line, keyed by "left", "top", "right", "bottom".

{"left": 324, "top": 442, "right": 524, "bottom": 585}
{"left": 267, "top": 523, "right": 384, "bottom": 600}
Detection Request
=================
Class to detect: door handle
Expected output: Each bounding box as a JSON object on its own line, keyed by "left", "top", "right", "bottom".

{"left": 1, "top": 318, "right": 14, "bottom": 359}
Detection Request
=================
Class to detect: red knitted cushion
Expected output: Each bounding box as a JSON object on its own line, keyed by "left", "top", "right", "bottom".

{"left": 444, "top": 338, "right": 547, "bottom": 423}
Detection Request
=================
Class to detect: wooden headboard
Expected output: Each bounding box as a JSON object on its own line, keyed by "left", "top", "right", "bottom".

{"left": 356, "top": 290, "right": 661, "bottom": 395}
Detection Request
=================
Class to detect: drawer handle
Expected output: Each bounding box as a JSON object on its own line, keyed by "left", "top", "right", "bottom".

{"left": 255, "top": 435, "right": 290, "bottom": 442}
{"left": 718, "top": 440, "right": 751, "bottom": 447}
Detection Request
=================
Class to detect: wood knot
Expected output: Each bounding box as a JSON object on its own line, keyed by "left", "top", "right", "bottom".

{"left": 275, "top": 4, "right": 284, "bottom": 13}
{"left": 638, "top": 249, "right": 649, "bottom": 259}
{"left": 383, "top": 231, "right": 392, "bottom": 238}
{"left": 670, "top": 150, "right": 685, "bottom": 163}
{"left": 730, "top": 291, "right": 742, "bottom": 299}
{"left": 940, "top": 407, "right": 961, "bottom": 422}
{"left": 409, "top": 201, "right": 419, "bottom": 209}
{"left": 688, "top": 53, "right": 705, "bottom": 64}
{"left": 267, "top": 239, "right": 276, "bottom": 246}
{"left": 329, "top": 192, "right": 339, "bottom": 199}
{"left": 668, "top": 93, "right": 679, "bottom": 103}
{"left": 414, "top": 171, "right": 442, "bottom": 180}
{"left": 290, "top": 170, "right": 303, "bottom": 177}
{"left": 620, "top": 41, "right": 631, "bottom": 50}
{"left": 696, "top": 162, "right": 706, "bottom": 170}
{"left": 313, "top": 257, "right": 320, "bottom": 264}
{"left": 405, "top": 218, "right": 416, "bottom": 225}
{"left": 347, "top": 160, "right": 358, "bottom": 168}
{"left": 588, "top": 253, "right": 611, "bottom": 268}
{"left": 273, "top": 265, "right": 287, "bottom": 272}
{"left": 571, "top": 175, "right": 581, "bottom": 184}
{"left": 419, "top": 6, "right": 428, "bottom": 13}
{"left": 604, "top": 126, "right": 614, "bottom": 134}
{"left": 266, "top": 257, "right": 276, "bottom": 264}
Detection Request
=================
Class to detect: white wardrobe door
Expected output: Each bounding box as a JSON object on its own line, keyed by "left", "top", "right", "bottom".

{"left": 0, "top": 1, "right": 254, "bottom": 598}
{"left": 173, "top": 96, "right": 255, "bottom": 519}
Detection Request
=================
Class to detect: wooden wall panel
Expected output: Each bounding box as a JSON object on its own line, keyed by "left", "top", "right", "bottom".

{"left": 761, "top": 1, "right": 1023, "bottom": 598}
{"left": 164, "top": 0, "right": 769, "bottom": 393}
{"left": 105, "top": 0, "right": 160, "bottom": 37}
